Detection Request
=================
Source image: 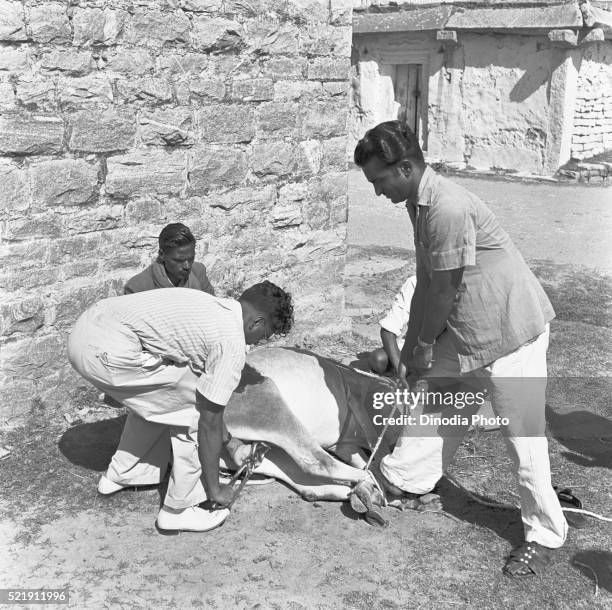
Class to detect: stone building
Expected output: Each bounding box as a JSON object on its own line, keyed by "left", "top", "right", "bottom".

{"left": 0, "top": 0, "right": 353, "bottom": 423}
{"left": 350, "top": 0, "right": 612, "bottom": 174}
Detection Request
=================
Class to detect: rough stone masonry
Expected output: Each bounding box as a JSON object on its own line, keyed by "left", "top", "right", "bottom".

{"left": 0, "top": 0, "right": 354, "bottom": 423}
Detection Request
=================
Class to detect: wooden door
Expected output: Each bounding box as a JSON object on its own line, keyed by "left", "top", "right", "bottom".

{"left": 394, "top": 64, "right": 422, "bottom": 141}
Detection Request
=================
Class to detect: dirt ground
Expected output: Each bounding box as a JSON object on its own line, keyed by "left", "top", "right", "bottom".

{"left": 1, "top": 172, "right": 611, "bottom": 609}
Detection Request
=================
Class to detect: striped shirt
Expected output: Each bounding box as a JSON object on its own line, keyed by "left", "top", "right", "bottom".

{"left": 99, "top": 288, "right": 246, "bottom": 405}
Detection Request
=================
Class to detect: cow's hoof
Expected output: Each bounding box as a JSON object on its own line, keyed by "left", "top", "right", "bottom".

{"left": 349, "top": 479, "right": 385, "bottom": 516}
{"left": 365, "top": 508, "right": 389, "bottom": 528}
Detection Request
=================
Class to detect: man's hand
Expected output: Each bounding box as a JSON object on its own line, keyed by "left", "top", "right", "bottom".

{"left": 412, "top": 341, "right": 434, "bottom": 371}
{"left": 395, "top": 361, "right": 410, "bottom": 390}
{"left": 227, "top": 439, "right": 251, "bottom": 467}
{"left": 208, "top": 482, "right": 235, "bottom": 507}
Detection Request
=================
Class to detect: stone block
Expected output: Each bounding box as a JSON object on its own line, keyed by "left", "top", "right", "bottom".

{"left": 1, "top": 334, "right": 66, "bottom": 380}
{"left": 192, "top": 17, "right": 244, "bottom": 52}
{"left": 62, "top": 260, "right": 99, "bottom": 281}
{"left": 548, "top": 29, "right": 578, "bottom": 47}
{"left": 0, "top": 1, "right": 27, "bottom": 41}
{"left": 29, "top": 3, "right": 71, "bottom": 44}
{"left": 323, "top": 81, "right": 348, "bottom": 97}
{"left": 0, "top": 47, "right": 29, "bottom": 71}
{"left": 249, "top": 142, "right": 296, "bottom": 178}
{"left": 296, "top": 140, "right": 322, "bottom": 177}
{"left": 1, "top": 267, "right": 58, "bottom": 291}
{"left": 106, "top": 151, "right": 186, "bottom": 199}
{"left": 307, "top": 57, "right": 350, "bottom": 81}
{"left": 202, "top": 185, "right": 276, "bottom": 211}
{"left": 15, "top": 76, "right": 56, "bottom": 110}
{"left": 256, "top": 102, "right": 300, "bottom": 137}
{"left": 68, "top": 109, "right": 136, "bottom": 153}
{"left": 263, "top": 57, "right": 307, "bottom": 80}
{"left": 273, "top": 80, "right": 323, "bottom": 101}
{"left": 115, "top": 78, "right": 173, "bottom": 105}
{"left": 188, "top": 147, "right": 248, "bottom": 193}
{"left": 300, "top": 25, "right": 351, "bottom": 57}
{"left": 0, "top": 240, "right": 50, "bottom": 266}
{"left": 301, "top": 101, "right": 347, "bottom": 138}
{"left": 48, "top": 234, "right": 102, "bottom": 260}
{"left": 245, "top": 21, "right": 299, "bottom": 56}
{"left": 139, "top": 107, "right": 194, "bottom": 146}
{"left": 54, "top": 281, "right": 114, "bottom": 327}
{"left": 321, "top": 136, "right": 348, "bottom": 171}
{"left": 3, "top": 215, "right": 63, "bottom": 241}
{"left": 0, "top": 80, "right": 16, "bottom": 111}
{"left": 0, "top": 114, "right": 64, "bottom": 155}
{"left": 0, "top": 160, "right": 29, "bottom": 213}
{"left": 229, "top": 78, "right": 274, "bottom": 102}
{"left": 199, "top": 105, "right": 255, "bottom": 143}
{"left": 0, "top": 297, "right": 44, "bottom": 337}
{"left": 329, "top": 194, "right": 348, "bottom": 224}
{"left": 72, "top": 8, "right": 127, "bottom": 46}
{"left": 58, "top": 75, "right": 114, "bottom": 107}
{"left": 63, "top": 203, "right": 124, "bottom": 234}
{"left": 105, "top": 49, "right": 154, "bottom": 75}
{"left": 330, "top": 0, "right": 352, "bottom": 25}
{"left": 272, "top": 205, "right": 303, "bottom": 228}
{"left": 41, "top": 50, "right": 95, "bottom": 76}
{"left": 125, "top": 199, "right": 164, "bottom": 224}
{"left": 158, "top": 52, "right": 209, "bottom": 74}
{"left": 125, "top": 10, "right": 190, "bottom": 47}
{"left": 176, "top": 78, "right": 226, "bottom": 104}
{"left": 30, "top": 159, "right": 99, "bottom": 207}
{"left": 301, "top": 198, "right": 329, "bottom": 230}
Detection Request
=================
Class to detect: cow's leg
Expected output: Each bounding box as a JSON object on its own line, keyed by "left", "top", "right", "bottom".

{"left": 226, "top": 379, "right": 371, "bottom": 486}
{"left": 249, "top": 447, "right": 365, "bottom": 502}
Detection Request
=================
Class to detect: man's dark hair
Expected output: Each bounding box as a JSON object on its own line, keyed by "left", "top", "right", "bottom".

{"left": 158, "top": 223, "right": 196, "bottom": 252}
{"left": 354, "top": 121, "right": 425, "bottom": 168}
{"left": 239, "top": 280, "right": 294, "bottom": 335}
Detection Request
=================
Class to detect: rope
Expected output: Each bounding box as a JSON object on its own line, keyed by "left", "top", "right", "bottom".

{"left": 445, "top": 473, "right": 612, "bottom": 522}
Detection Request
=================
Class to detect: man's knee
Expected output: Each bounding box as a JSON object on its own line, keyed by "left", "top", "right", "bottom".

{"left": 368, "top": 348, "right": 389, "bottom": 374}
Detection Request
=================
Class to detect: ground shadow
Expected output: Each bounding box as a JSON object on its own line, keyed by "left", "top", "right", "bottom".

{"left": 58, "top": 415, "right": 125, "bottom": 471}
{"left": 572, "top": 550, "right": 612, "bottom": 594}
{"left": 436, "top": 476, "right": 524, "bottom": 547}
{"left": 546, "top": 404, "right": 612, "bottom": 469}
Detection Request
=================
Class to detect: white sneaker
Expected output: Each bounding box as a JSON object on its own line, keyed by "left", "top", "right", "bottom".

{"left": 97, "top": 475, "right": 126, "bottom": 495}
{"left": 156, "top": 505, "right": 230, "bottom": 533}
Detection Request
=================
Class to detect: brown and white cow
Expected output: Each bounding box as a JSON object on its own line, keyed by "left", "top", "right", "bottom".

{"left": 222, "top": 347, "right": 403, "bottom": 521}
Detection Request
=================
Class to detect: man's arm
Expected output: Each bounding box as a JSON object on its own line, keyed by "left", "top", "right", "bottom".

{"left": 399, "top": 266, "right": 430, "bottom": 368}
{"left": 419, "top": 268, "right": 463, "bottom": 344}
{"left": 381, "top": 328, "right": 401, "bottom": 373}
{"left": 195, "top": 391, "right": 234, "bottom": 506}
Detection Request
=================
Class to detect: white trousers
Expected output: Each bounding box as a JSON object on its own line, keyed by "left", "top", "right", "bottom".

{"left": 380, "top": 325, "right": 568, "bottom": 548}
{"left": 68, "top": 305, "right": 206, "bottom": 509}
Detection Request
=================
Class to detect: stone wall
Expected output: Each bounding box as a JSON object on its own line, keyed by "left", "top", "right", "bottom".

{"left": 351, "top": 31, "right": 558, "bottom": 173}
{"left": 571, "top": 41, "right": 612, "bottom": 160}
{"left": 0, "top": 0, "right": 353, "bottom": 424}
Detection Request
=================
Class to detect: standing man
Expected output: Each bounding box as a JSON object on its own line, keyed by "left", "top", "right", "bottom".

{"left": 68, "top": 281, "right": 293, "bottom": 532}
{"left": 124, "top": 223, "right": 215, "bottom": 295}
{"left": 354, "top": 121, "right": 567, "bottom": 577}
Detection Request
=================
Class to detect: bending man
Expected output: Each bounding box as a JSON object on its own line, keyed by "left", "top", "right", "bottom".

{"left": 68, "top": 281, "right": 293, "bottom": 532}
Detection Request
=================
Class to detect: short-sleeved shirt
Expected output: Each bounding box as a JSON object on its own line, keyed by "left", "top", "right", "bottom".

{"left": 409, "top": 166, "right": 555, "bottom": 372}
{"left": 380, "top": 276, "right": 417, "bottom": 337}
{"left": 100, "top": 288, "right": 246, "bottom": 405}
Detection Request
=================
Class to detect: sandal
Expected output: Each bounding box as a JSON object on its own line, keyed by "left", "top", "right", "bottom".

{"left": 503, "top": 541, "right": 555, "bottom": 577}
{"left": 554, "top": 487, "right": 588, "bottom": 529}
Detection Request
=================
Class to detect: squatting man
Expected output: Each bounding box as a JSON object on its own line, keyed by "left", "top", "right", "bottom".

{"left": 354, "top": 120, "right": 568, "bottom": 578}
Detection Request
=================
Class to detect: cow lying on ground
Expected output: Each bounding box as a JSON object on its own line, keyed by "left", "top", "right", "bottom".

{"left": 222, "top": 347, "right": 402, "bottom": 524}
